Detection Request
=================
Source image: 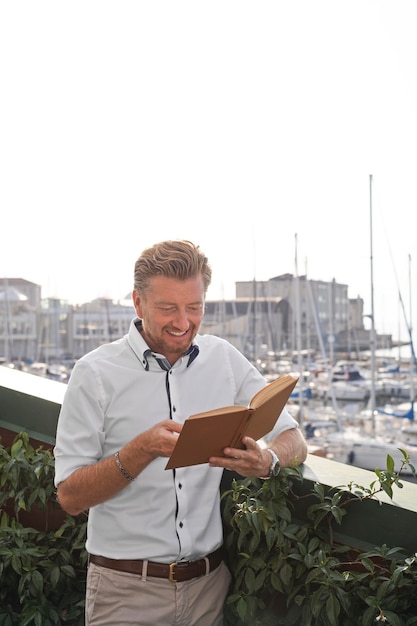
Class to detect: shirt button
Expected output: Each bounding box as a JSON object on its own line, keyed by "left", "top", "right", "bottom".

{"left": 179, "top": 522, "right": 183, "bottom": 528}
{"left": 178, "top": 483, "right": 182, "bottom": 489}
{"left": 173, "top": 406, "right": 176, "bottom": 412}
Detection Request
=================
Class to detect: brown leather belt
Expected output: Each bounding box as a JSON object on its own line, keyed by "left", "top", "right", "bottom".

{"left": 89, "top": 546, "right": 224, "bottom": 583}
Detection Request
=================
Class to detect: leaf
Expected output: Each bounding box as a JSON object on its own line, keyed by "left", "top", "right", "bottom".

{"left": 362, "top": 606, "right": 378, "bottom": 626}
{"left": 236, "top": 597, "right": 247, "bottom": 622}
{"left": 310, "top": 587, "right": 325, "bottom": 617}
{"left": 335, "top": 587, "right": 352, "bottom": 615}
{"left": 30, "top": 569, "right": 44, "bottom": 594}
{"left": 0, "top": 513, "right": 10, "bottom": 529}
{"left": 34, "top": 613, "right": 43, "bottom": 626}
{"left": 386, "top": 454, "right": 395, "bottom": 474}
{"left": 279, "top": 562, "right": 293, "bottom": 588}
{"left": 10, "top": 439, "right": 23, "bottom": 456}
{"left": 270, "top": 571, "right": 284, "bottom": 592}
{"left": 308, "top": 536, "right": 320, "bottom": 553}
{"left": 325, "top": 594, "right": 340, "bottom": 623}
{"left": 265, "top": 526, "right": 276, "bottom": 551}
{"left": 304, "top": 553, "right": 315, "bottom": 568}
{"left": 11, "top": 554, "right": 22, "bottom": 575}
{"left": 253, "top": 570, "right": 266, "bottom": 592}
{"left": 244, "top": 567, "right": 256, "bottom": 592}
{"left": 60, "top": 564, "right": 76, "bottom": 578}
{"left": 381, "top": 482, "right": 394, "bottom": 499}
{"left": 359, "top": 557, "right": 375, "bottom": 573}
{"left": 381, "top": 610, "right": 402, "bottom": 626}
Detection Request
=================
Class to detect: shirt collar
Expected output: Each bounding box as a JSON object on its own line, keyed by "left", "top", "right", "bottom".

{"left": 131, "top": 318, "right": 199, "bottom": 371}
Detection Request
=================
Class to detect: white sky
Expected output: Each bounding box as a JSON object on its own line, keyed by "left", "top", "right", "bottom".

{"left": 1, "top": 1, "right": 417, "bottom": 342}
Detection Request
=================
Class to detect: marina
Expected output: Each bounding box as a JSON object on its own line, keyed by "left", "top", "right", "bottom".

{"left": 1, "top": 347, "right": 416, "bottom": 480}
{"left": 1, "top": 175, "right": 416, "bottom": 478}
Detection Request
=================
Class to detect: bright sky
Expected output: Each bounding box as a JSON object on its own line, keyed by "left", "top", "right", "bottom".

{"left": 1, "top": 1, "right": 417, "bottom": 342}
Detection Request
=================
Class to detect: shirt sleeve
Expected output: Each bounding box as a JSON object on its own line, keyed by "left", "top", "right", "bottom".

{"left": 54, "top": 359, "right": 106, "bottom": 486}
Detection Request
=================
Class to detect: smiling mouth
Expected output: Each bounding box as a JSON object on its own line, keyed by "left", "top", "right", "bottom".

{"left": 167, "top": 330, "right": 188, "bottom": 337}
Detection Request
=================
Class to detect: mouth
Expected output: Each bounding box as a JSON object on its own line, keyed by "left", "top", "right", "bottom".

{"left": 167, "top": 329, "right": 188, "bottom": 337}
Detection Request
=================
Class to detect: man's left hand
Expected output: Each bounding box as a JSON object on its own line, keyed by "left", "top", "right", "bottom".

{"left": 208, "top": 436, "right": 271, "bottom": 477}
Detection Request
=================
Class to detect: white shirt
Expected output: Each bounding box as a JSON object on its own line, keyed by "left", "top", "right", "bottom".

{"left": 54, "top": 318, "right": 299, "bottom": 562}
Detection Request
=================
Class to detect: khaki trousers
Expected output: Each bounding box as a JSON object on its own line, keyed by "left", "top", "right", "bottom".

{"left": 85, "top": 560, "right": 231, "bottom": 626}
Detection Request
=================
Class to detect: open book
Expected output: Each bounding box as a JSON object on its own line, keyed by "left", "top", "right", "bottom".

{"left": 165, "top": 374, "right": 298, "bottom": 469}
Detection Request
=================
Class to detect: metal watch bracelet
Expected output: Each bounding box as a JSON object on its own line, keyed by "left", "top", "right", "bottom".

{"left": 260, "top": 448, "right": 281, "bottom": 479}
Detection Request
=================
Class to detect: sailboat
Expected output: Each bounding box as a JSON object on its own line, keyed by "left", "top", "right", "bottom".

{"left": 375, "top": 254, "right": 416, "bottom": 415}
{"left": 313, "top": 176, "right": 417, "bottom": 475}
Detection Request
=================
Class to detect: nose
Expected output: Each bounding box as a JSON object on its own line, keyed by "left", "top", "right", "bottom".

{"left": 171, "top": 309, "right": 190, "bottom": 331}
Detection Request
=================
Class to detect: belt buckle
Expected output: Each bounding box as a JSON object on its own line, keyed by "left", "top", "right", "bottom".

{"left": 169, "top": 562, "right": 177, "bottom": 583}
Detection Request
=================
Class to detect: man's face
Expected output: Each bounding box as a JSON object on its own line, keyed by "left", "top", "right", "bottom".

{"left": 132, "top": 275, "right": 205, "bottom": 365}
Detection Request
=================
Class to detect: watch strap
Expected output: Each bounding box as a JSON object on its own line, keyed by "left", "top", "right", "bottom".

{"left": 260, "top": 448, "right": 281, "bottom": 479}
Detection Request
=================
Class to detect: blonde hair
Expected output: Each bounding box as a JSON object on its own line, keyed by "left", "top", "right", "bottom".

{"left": 134, "top": 240, "right": 212, "bottom": 294}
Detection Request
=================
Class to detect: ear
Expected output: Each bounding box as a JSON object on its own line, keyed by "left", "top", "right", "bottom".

{"left": 132, "top": 290, "right": 143, "bottom": 317}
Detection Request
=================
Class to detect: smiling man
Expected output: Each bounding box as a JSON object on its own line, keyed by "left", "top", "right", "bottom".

{"left": 133, "top": 274, "right": 205, "bottom": 366}
{"left": 54, "top": 239, "right": 307, "bottom": 626}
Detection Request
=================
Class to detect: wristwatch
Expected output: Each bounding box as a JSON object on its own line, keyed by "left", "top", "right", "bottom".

{"left": 261, "top": 448, "right": 281, "bottom": 479}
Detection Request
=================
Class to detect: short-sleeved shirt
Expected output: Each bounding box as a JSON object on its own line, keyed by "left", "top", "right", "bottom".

{"left": 54, "top": 318, "right": 299, "bottom": 562}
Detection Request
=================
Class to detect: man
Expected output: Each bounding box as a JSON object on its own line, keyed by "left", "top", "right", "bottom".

{"left": 54, "top": 239, "right": 307, "bottom": 626}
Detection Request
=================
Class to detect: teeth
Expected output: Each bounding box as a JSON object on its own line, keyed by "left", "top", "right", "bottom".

{"left": 169, "top": 331, "right": 186, "bottom": 336}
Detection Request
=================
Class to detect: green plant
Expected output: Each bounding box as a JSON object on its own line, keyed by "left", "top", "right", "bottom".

{"left": 2, "top": 432, "right": 417, "bottom": 626}
{"left": 0, "top": 433, "right": 87, "bottom": 626}
{"left": 222, "top": 452, "right": 417, "bottom": 626}
{"left": 0, "top": 433, "right": 58, "bottom": 528}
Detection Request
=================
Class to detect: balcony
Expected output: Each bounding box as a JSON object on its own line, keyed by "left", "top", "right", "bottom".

{"left": 1, "top": 365, "right": 417, "bottom": 623}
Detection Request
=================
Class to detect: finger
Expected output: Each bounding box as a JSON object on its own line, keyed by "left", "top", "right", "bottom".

{"left": 242, "top": 436, "right": 257, "bottom": 449}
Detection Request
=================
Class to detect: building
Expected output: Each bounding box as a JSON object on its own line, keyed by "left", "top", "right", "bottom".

{"left": 200, "top": 274, "right": 393, "bottom": 360}
{"left": 0, "top": 279, "right": 133, "bottom": 363}
{"left": 0, "top": 279, "right": 38, "bottom": 362}
{"left": 1, "top": 275, "right": 392, "bottom": 365}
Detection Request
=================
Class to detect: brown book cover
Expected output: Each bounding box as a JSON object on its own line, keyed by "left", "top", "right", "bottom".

{"left": 165, "top": 374, "right": 298, "bottom": 469}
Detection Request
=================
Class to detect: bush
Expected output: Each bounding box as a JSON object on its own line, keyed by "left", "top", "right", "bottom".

{"left": 0, "top": 433, "right": 87, "bottom": 626}
{"left": 221, "top": 454, "right": 417, "bottom": 626}
{"left": 2, "top": 433, "right": 417, "bottom": 626}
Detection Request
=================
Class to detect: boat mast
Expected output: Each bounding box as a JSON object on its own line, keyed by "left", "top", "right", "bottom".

{"left": 408, "top": 254, "right": 415, "bottom": 408}
{"left": 294, "top": 233, "right": 304, "bottom": 425}
{"left": 369, "top": 175, "right": 377, "bottom": 427}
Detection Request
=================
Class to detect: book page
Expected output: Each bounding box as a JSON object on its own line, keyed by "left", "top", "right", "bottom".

{"left": 187, "top": 405, "right": 247, "bottom": 419}
{"left": 249, "top": 374, "right": 298, "bottom": 410}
